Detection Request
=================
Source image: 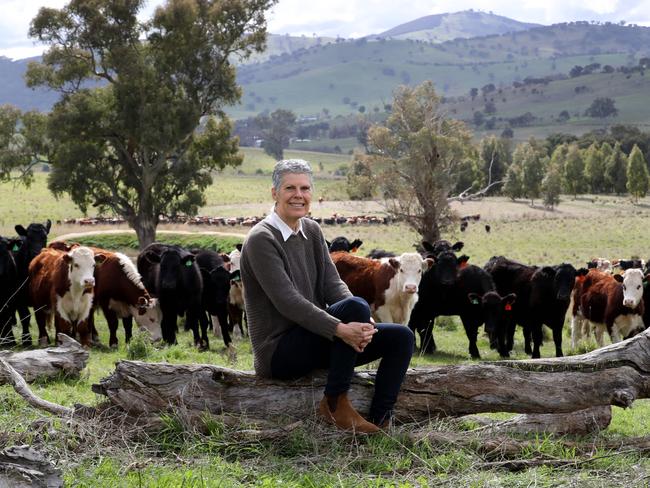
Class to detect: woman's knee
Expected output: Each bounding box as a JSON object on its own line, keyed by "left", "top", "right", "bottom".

{"left": 335, "top": 296, "right": 371, "bottom": 322}
{"left": 381, "top": 324, "right": 415, "bottom": 354}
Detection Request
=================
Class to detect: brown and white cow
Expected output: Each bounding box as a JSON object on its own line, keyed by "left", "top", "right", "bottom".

{"left": 332, "top": 252, "right": 432, "bottom": 325}
{"left": 29, "top": 246, "right": 104, "bottom": 346}
{"left": 89, "top": 250, "right": 162, "bottom": 347}
{"left": 571, "top": 268, "right": 646, "bottom": 348}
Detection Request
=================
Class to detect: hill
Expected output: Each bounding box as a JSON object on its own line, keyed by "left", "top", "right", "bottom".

{"left": 374, "top": 10, "right": 539, "bottom": 42}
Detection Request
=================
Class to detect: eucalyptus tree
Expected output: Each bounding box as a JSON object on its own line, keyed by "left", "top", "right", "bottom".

{"left": 24, "top": 0, "right": 276, "bottom": 247}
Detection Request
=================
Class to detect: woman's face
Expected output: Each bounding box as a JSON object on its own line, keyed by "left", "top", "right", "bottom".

{"left": 272, "top": 172, "right": 312, "bottom": 228}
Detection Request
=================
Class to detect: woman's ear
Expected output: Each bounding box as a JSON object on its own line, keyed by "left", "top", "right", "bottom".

{"left": 271, "top": 186, "right": 277, "bottom": 201}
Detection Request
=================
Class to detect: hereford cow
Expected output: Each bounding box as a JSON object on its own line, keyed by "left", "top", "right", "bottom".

{"left": 484, "top": 256, "right": 587, "bottom": 359}
{"left": 48, "top": 242, "right": 162, "bottom": 346}
{"left": 12, "top": 220, "right": 51, "bottom": 345}
{"left": 193, "top": 250, "right": 232, "bottom": 347}
{"left": 137, "top": 243, "right": 204, "bottom": 348}
{"left": 0, "top": 237, "right": 20, "bottom": 346}
{"left": 332, "top": 252, "right": 431, "bottom": 325}
{"left": 409, "top": 263, "right": 516, "bottom": 358}
{"left": 571, "top": 268, "right": 646, "bottom": 348}
{"left": 29, "top": 246, "right": 104, "bottom": 346}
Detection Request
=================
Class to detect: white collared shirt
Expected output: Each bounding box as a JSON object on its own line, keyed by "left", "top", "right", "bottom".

{"left": 264, "top": 208, "right": 308, "bottom": 242}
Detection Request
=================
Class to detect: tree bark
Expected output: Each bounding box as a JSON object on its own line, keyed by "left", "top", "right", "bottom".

{"left": 93, "top": 329, "right": 650, "bottom": 431}
{"left": 133, "top": 213, "right": 157, "bottom": 250}
{"left": 0, "top": 446, "right": 62, "bottom": 488}
{"left": 0, "top": 334, "right": 89, "bottom": 383}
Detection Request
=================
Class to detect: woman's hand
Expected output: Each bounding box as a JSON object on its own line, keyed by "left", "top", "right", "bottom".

{"left": 335, "top": 322, "right": 377, "bottom": 353}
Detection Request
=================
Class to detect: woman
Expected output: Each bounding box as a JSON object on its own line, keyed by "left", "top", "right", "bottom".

{"left": 240, "top": 159, "right": 414, "bottom": 433}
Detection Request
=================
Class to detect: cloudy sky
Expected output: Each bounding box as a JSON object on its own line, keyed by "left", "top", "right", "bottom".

{"left": 2, "top": 0, "right": 649, "bottom": 60}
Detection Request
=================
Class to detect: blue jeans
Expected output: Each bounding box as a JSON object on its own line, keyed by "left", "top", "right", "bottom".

{"left": 270, "top": 297, "right": 415, "bottom": 424}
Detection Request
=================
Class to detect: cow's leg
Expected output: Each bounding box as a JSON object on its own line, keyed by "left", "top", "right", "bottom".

{"left": 214, "top": 304, "right": 231, "bottom": 347}
{"left": 461, "top": 316, "right": 480, "bottom": 359}
{"left": 0, "top": 308, "right": 17, "bottom": 348}
{"left": 523, "top": 325, "right": 533, "bottom": 355}
{"left": 76, "top": 319, "right": 92, "bottom": 347}
{"left": 594, "top": 323, "right": 606, "bottom": 347}
{"left": 188, "top": 309, "right": 207, "bottom": 349}
{"left": 17, "top": 304, "right": 32, "bottom": 347}
{"left": 122, "top": 316, "right": 133, "bottom": 343}
{"left": 102, "top": 307, "right": 120, "bottom": 348}
{"left": 551, "top": 322, "right": 564, "bottom": 357}
{"left": 415, "top": 320, "right": 436, "bottom": 354}
{"left": 530, "top": 322, "right": 544, "bottom": 358}
{"left": 54, "top": 315, "right": 73, "bottom": 342}
{"left": 35, "top": 309, "right": 50, "bottom": 346}
{"left": 160, "top": 309, "right": 177, "bottom": 345}
{"left": 570, "top": 314, "right": 582, "bottom": 349}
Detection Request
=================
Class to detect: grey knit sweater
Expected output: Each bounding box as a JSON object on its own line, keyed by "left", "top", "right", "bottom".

{"left": 240, "top": 218, "right": 351, "bottom": 377}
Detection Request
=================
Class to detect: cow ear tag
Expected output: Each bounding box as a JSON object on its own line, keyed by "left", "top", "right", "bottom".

{"left": 471, "top": 298, "right": 480, "bottom": 305}
{"left": 185, "top": 260, "right": 193, "bottom": 267}
{"left": 505, "top": 303, "right": 512, "bottom": 311}
{"left": 12, "top": 244, "right": 19, "bottom": 252}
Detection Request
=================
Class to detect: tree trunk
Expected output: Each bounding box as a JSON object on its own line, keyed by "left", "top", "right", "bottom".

{"left": 133, "top": 213, "right": 157, "bottom": 250}
{"left": 0, "top": 334, "right": 88, "bottom": 383}
{"left": 93, "top": 329, "right": 650, "bottom": 431}
{"left": 0, "top": 446, "right": 62, "bottom": 488}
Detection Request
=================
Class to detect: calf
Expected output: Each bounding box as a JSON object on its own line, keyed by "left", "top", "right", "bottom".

{"left": 12, "top": 220, "right": 51, "bottom": 345}
{"left": 485, "top": 256, "right": 587, "bottom": 358}
{"left": 194, "top": 250, "right": 232, "bottom": 347}
{"left": 571, "top": 268, "right": 645, "bottom": 348}
{"left": 28, "top": 246, "right": 103, "bottom": 346}
{"left": 332, "top": 252, "right": 430, "bottom": 325}
{"left": 0, "top": 237, "right": 20, "bottom": 346}
{"left": 409, "top": 263, "right": 516, "bottom": 358}
{"left": 137, "top": 243, "right": 204, "bottom": 348}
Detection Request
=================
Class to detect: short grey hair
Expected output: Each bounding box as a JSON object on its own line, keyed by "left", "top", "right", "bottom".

{"left": 272, "top": 159, "right": 313, "bottom": 192}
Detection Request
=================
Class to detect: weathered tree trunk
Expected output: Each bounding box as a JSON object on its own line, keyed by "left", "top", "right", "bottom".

{"left": 0, "top": 446, "right": 62, "bottom": 488}
{"left": 0, "top": 334, "right": 88, "bottom": 383}
{"left": 93, "top": 329, "right": 650, "bottom": 430}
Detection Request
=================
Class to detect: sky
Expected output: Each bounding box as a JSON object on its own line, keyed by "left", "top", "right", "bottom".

{"left": 1, "top": 0, "right": 649, "bottom": 60}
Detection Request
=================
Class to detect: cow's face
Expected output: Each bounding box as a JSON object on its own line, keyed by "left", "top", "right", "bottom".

{"left": 159, "top": 249, "right": 194, "bottom": 290}
{"left": 553, "top": 263, "right": 578, "bottom": 302}
{"left": 616, "top": 268, "right": 645, "bottom": 308}
{"left": 394, "top": 253, "right": 428, "bottom": 294}
{"left": 65, "top": 246, "right": 99, "bottom": 291}
{"left": 431, "top": 251, "right": 465, "bottom": 286}
{"left": 15, "top": 220, "right": 51, "bottom": 260}
{"left": 131, "top": 297, "right": 163, "bottom": 341}
{"left": 209, "top": 266, "right": 231, "bottom": 305}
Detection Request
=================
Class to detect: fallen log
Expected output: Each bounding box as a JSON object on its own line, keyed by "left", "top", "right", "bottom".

{"left": 0, "top": 334, "right": 88, "bottom": 383}
{"left": 0, "top": 445, "right": 62, "bottom": 488}
{"left": 92, "top": 329, "right": 650, "bottom": 431}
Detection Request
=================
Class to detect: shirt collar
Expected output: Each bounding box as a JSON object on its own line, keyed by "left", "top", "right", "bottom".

{"left": 265, "top": 208, "right": 308, "bottom": 242}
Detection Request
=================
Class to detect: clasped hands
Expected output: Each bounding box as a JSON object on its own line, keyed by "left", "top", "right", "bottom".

{"left": 335, "top": 318, "right": 377, "bottom": 353}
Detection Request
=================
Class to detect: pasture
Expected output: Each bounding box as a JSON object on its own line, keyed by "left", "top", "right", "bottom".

{"left": 3, "top": 172, "right": 650, "bottom": 486}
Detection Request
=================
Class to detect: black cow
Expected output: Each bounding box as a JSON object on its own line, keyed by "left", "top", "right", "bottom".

{"left": 484, "top": 256, "right": 587, "bottom": 359}
{"left": 193, "top": 250, "right": 233, "bottom": 348}
{"left": 327, "top": 237, "right": 363, "bottom": 253}
{"left": 405, "top": 244, "right": 469, "bottom": 354}
{"left": 0, "top": 237, "right": 21, "bottom": 346}
{"left": 366, "top": 249, "right": 397, "bottom": 259}
{"left": 13, "top": 220, "right": 51, "bottom": 346}
{"left": 137, "top": 243, "right": 205, "bottom": 348}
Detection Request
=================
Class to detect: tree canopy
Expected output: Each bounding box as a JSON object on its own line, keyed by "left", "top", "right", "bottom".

{"left": 366, "top": 81, "right": 474, "bottom": 243}
{"left": 17, "top": 0, "right": 276, "bottom": 247}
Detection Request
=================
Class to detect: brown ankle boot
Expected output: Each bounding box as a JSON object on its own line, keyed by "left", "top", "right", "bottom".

{"left": 318, "top": 393, "right": 380, "bottom": 434}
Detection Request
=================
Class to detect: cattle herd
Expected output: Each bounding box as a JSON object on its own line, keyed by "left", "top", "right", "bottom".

{"left": 1, "top": 220, "right": 649, "bottom": 365}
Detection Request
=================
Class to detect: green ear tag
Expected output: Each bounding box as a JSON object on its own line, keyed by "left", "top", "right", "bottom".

{"left": 12, "top": 244, "right": 19, "bottom": 252}
{"left": 471, "top": 298, "right": 480, "bottom": 305}
{"left": 185, "top": 260, "right": 193, "bottom": 267}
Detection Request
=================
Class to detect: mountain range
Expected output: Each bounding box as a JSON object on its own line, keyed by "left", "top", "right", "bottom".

{"left": 1, "top": 10, "right": 649, "bottom": 139}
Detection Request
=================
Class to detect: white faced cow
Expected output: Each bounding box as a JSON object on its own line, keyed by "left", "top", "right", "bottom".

{"left": 332, "top": 251, "right": 431, "bottom": 325}
{"left": 571, "top": 268, "right": 646, "bottom": 348}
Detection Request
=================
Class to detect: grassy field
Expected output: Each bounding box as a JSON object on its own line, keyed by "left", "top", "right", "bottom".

{"left": 4, "top": 175, "right": 650, "bottom": 485}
